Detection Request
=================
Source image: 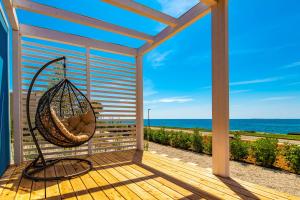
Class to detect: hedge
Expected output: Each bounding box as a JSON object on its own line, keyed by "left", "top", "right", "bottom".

{"left": 144, "top": 128, "right": 300, "bottom": 174}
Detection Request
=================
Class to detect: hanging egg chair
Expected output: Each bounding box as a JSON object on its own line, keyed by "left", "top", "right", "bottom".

{"left": 23, "top": 56, "right": 96, "bottom": 181}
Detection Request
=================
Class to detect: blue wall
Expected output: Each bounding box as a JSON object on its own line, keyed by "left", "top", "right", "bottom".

{"left": 0, "top": 2, "right": 10, "bottom": 176}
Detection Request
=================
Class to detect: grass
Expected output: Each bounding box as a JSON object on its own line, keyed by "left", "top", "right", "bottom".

{"left": 150, "top": 126, "right": 300, "bottom": 141}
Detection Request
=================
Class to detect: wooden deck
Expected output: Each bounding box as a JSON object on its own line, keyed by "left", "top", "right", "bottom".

{"left": 0, "top": 150, "right": 298, "bottom": 200}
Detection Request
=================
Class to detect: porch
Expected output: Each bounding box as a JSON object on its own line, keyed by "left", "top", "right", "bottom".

{"left": 1, "top": 150, "right": 296, "bottom": 200}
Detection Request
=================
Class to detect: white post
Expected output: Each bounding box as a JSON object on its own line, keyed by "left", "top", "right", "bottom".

{"left": 211, "top": 0, "right": 229, "bottom": 177}
{"left": 13, "top": 30, "right": 23, "bottom": 165}
{"left": 86, "top": 47, "right": 93, "bottom": 155}
{"left": 135, "top": 54, "right": 144, "bottom": 150}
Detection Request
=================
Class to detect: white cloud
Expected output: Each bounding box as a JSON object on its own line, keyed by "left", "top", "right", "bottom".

{"left": 260, "top": 96, "right": 296, "bottom": 102}
{"left": 144, "top": 79, "right": 157, "bottom": 97}
{"left": 156, "top": 0, "right": 198, "bottom": 17}
{"left": 202, "top": 76, "right": 286, "bottom": 89}
{"left": 282, "top": 61, "right": 300, "bottom": 69}
{"left": 230, "top": 76, "right": 285, "bottom": 86}
{"left": 147, "top": 50, "right": 173, "bottom": 68}
{"left": 230, "top": 89, "right": 251, "bottom": 94}
{"left": 145, "top": 96, "right": 194, "bottom": 105}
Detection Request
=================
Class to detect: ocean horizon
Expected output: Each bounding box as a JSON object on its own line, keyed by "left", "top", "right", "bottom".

{"left": 143, "top": 119, "right": 300, "bottom": 134}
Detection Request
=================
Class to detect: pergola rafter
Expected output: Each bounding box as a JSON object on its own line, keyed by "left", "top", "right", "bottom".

{"left": 13, "top": 0, "right": 155, "bottom": 42}
{"left": 20, "top": 24, "right": 137, "bottom": 56}
{"left": 101, "top": 0, "right": 178, "bottom": 27}
{"left": 4, "top": 0, "right": 230, "bottom": 177}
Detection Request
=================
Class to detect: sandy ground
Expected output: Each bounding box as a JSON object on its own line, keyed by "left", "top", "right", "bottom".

{"left": 147, "top": 141, "right": 300, "bottom": 197}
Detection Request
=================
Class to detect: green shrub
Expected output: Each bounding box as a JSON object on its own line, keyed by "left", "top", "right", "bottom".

{"left": 285, "top": 144, "right": 300, "bottom": 173}
{"left": 203, "top": 135, "right": 212, "bottom": 154}
{"left": 191, "top": 129, "right": 203, "bottom": 153}
{"left": 230, "top": 133, "right": 249, "bottom": 161}
{"left": 170, "top": 131, "right": 191, "bottom": 150}
{"left": 251, "top": 138, "right": 278, "bottom": 167}
{"left": 154, "top": 128, "right": 170, "bottom": 145}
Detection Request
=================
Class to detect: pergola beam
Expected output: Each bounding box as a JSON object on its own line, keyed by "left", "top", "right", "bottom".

{"left": 13, "top": 0, "right": 154, "bottom": 42}
{"left": 201, "top": 0, "right": 217, "bottom": 7}
{"left": 139, "top": 3, "right": 210, "bottom": 55}
{"left": 20, "top": 24, "right": 137, "bottom": 56}
{"left": 3, "top": 0, "right": 19, "bottom": 30}
{"left": 102, "top": 0, "right": 177, "bottom": 27}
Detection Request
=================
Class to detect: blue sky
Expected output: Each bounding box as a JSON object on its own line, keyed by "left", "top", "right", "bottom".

{"left": 2, "top": 0, "right": 300, "bottom": 119}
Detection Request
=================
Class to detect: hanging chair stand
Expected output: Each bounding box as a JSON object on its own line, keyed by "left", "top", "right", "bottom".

{"left": 23, "top": 57, "right": 94, "bottom": 181}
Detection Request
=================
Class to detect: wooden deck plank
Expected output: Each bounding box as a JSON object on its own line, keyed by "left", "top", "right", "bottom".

{"left": 118, "top": 151, "right": 221, "bottom": 200}
{"left": 45, "top": 165, "right": 60, "bottom": 200}
{"left": 146, "top": 151, "right": 294, "bottom": 199}
{"left": 86, "top": 156, "right": 125, "bottom": 200}
{"left": 97, "top": 154, "right": 158, "bottom": 200}
{"left": 0, "top": 165, "right": 16, "bottom": 195}
{"left": 144, "top": 151, "right": 289, "bottom": 200}
{"left": 72, "top": 159, "right": 109, "bottom": 200}
{"left": 109, "top": 151, "right": 205, "bottom": 200}
{"left": 140, "top": 152, "right": 263, "bottom": 200}
{"left": 54, "top": 160, "right": 77, "bottom": 200}
{"left": 103, "top": 152, "right": 178, "bottom": 200}
{"left": 1, "top": 164, "right": 26, "bottom": 199}
{"left": 62, "top": 160, "right": 93, "bottom": 200}
{"left": 0, "top": 150, "right": 298, "bottom": 200}
{"left": 91, "top": 155, "right": 142, "bottom": 200}
{"left": 15, "top": 175, "right": 33, "bottom": 200}
{"left": 30, "top": 169, "right": 45, "bottom": 200}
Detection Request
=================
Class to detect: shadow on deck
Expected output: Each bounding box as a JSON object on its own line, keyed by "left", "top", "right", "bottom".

{"left": 0, "top": 150, "right": 297, "bottom": 200}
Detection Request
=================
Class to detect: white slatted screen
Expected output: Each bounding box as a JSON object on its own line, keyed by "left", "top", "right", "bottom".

{"left": 20, "top": 37, "right": 137, "bottom": 160}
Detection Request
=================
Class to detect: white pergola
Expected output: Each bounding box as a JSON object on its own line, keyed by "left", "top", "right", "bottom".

{"left": 4, "top": 0, "right": 229, "bottom": 177}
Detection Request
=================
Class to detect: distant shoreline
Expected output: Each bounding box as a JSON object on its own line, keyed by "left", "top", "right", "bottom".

{"left": 148, "top": 126, "right": 300, "bottom": 141}
{"left": 144, "top": 119, "right": 300, "bottom": 134}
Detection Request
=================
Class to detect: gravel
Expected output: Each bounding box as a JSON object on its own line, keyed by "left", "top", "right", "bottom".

{"left": 147, "top": 141, "right": 300, "bottom": 197}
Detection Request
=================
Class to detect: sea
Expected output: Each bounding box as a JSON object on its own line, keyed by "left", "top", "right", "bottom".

{"left": 143, "top": 119, "right": 300, "bottom": 134}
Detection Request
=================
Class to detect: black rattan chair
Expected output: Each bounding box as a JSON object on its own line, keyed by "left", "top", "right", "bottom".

{"left": 23, "top": 56, "right": 96, "bottom": 181}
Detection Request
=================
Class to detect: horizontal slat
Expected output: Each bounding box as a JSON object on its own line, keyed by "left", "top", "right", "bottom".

{"left": 92, "top": 100, "right": 136, "bottom": 105}
{"left": 97, "top": 104, "right": 136, "bottom": 109}
{"left": 99, "top": 114, "right": 136, "bottom": 117}
{"left": 98, "top": 109, "right": 136, "bottom": 113}
{"left": 90, "top": 79, "right": 135, "bottom": 88}
{"left": 92, "top": 144, "right": 136, "bottom": 151}
{"left": 22, "top": 65, "right": 86, "bottom": 77}
{"left": 90, "top": 64, "right": 135, "bottom": 75}
{"left": 90, "top": 54, "right": 135, "bottom": 66}
{"left": 91, "top": 75, "right": 135, "bottom": 84}
{"left": 89, "top": 89, "right": 134, "bottom": 96}
{"left": 22, "top": 58, "right": 86, "bottom": 68}
{"left": 21, "top": 71, "right": 87, "bottom": 82}
{"left": 90, "top": 60, "right": 135, "bottom": 71}
{"left": 91, "top": 94, "right": 135, "bottom": 100}
{"left": 22, "top": 46, "right": 87, "bottom": 62}
{"left": 96, "top": 123, "right": 136, "bottom": 127}
{"left": 91, "top": 136, "right": 136, "bottom": 141}
{"left": 90, "top": 69, "right": 135, "bottom": 79}
{"left": 91, "top": 85, "right": 135, "bottom": 92}
{"left": 22, "top": 53, "right": 87, "bottom": 70}
{"left": 22, "top": 40, "right": 86, "bottom": 56}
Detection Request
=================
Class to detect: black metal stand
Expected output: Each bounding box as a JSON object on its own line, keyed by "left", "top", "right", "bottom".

{"left": 23, "top": 157, "right": 92, "bottom": 181}
{"left": 23, "top": 57, "right": 92, "bottom": 181}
